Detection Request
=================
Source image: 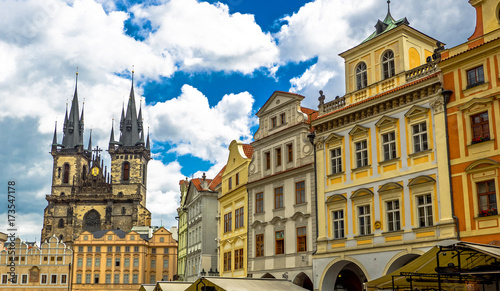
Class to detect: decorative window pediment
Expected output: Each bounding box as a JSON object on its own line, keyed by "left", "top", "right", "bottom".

{"left": 326, "top": 194, "right": 347, "bottom": 203}
{"left": 378, "top": 182, "right": 403, "bottom": 193}
{"left": 291, "top": 211, "right": 311, "bottom": 221}
{"left": 405, "top": 105, "right": 429, "bottom": 120}
{"left": 408, "top": 175, "right": 436, "bottom": 187}
{"left": 465, "top": 158, "right": 500, "bottom": 173}
{"left": 458, "top": 97, "right": 494, "bottom": 113}
{"left": 351, "top": 188, "right": 374, "bottom": 199}
{"left": 251, "top": 220, "right": 267, "bottom": 228}
{"left": 325, "top": 133, "right": 344, "bottom": 144}
{"left": 375, "top": 116, "right": 398, "bottom": 129}
{"left": 270, "top": 216, "right": 287, "bottom": 226}
{"left": 349, "top": 125, "right": 370, "bottom": 137}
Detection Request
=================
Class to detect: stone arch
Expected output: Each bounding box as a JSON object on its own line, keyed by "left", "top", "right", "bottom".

{"left": 319, "top": 257, "right": 370, "bottom": 291}
{"left": 83, "top": 209, "right": 101, "bottom": 232}
{"left": 293, "top": 272, "right": 313, "bottom": 291}
{"left": 261, "top": 273, "right": 275, "bottom": 278}
{"left": 384, "top": 251, "right": 422, "bottom": 275}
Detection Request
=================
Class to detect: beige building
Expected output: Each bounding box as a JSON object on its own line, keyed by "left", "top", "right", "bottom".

{"left": 0, "top": 236, "right": 72, "bottom": 290}
{"left": 71, "top": 227, "right": 177, "bottom": 291}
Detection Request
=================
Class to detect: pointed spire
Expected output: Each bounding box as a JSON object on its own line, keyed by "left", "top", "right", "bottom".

{"left": 146, "top": 127, "right": 150, "bottom": 150}
{"left": 62, "top": 69, "right": 84, "bottom": 149}
{"left": 52, "top": 121, "right": 58, "bottom": 145}
{"left": 109, "top": 120, "right": 115, "bottom": 143}
{"left": 119, "top": 67, "right": 142, "bottom": 147}
{"left": 87, "top": 129, "right": 92, "bottom": 151}
{"left": 383, "top": 0, "right": 395, "bottom": 24}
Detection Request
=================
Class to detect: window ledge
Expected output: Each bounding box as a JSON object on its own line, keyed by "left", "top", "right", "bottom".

{"left": 475, "top": 214, "right": 499, "bottom": 220}
{"left": 352, "top": 165, "right": 371, "bottom": 173}
{"left": 254, "top": 211, "right": 265, "bottom": 216}
{"left": 294, "top": 202, "right": 307, "bottom": 207}
{"left": 382, "top": 230, "right": 404, "bottom": 236}
{"left": 464, "top": 81, "right": 488, "bottom": 91}
{"left": 273, "top": 208, "right": 285, "bottom": 212}
{"left": 413, "top": 225, "right": 437, "bottom": 232}
{"left": 379, "top": 157, "right": 400, "bottom": 166}
{"left": 354, "top": 234, "right": 374, "bottom": 240}
{"left": 327, "top": 171, "right": 345, "bottom": 178}
{"left": 408, "top": 148, "right": 433, "bottom": 157}
{"left": 467, "top": 139, "right": 494, "bottom": 147}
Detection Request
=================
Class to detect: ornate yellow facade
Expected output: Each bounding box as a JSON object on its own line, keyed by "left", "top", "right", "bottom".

{"left": 218, "top": 141, "right": 253, "bottom": 278}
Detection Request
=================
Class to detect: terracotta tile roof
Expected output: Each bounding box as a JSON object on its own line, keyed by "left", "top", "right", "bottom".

{"left": 441, "top": 36, "right": 500, "bottom": 62}
{"left": 191, "top": 178, "right": 214, "bottom": 191}
{"left": 242, "top": 144, "right": 254, "bottom": 159}
{"left": 314, "top": 72, "right": 440, "bottom": 122}
{"left": 301, "top": 107, "right": 318, "bottom": 124}
{"left": 209, "top": 166, "right": 226, "bottom": 190}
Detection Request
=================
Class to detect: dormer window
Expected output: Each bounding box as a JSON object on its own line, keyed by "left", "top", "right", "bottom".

{"left": 356, "top": 62, "right": 367, "bottom": 90}
{"left": 382, "top": 50, "right": 395, "bottom": 79}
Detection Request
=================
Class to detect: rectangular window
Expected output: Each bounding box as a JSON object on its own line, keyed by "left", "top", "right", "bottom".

{"left": 235, "top": 207, "right": 244, "bottom": 228}
{"left": 164, "top": 248, "right": 169, "bottom": 254}
{"left": 94, "top": 274, "right": 99, "bottom": 284}
{"left": 61, "top": 274, "right": 67, "bottom": 284}
{"left": 412, "top": 122, "right": 428, "bottom": 152}
{"left": 21, "top": 274, "right": 28, "bottom": 284}
{"left": 124, "top": 258, "right": 130, "bottom": 267}
{"left": 95, "top": 246, "right": 101, "bottom": 252}
{"left": 123, "top": 274, "right": 129, "bottom": 284}
{"left": 105, "top": 274, "right": 111, "bottom": 284}
{"left": 332, "top": 210, "right": 345, "bottom": 239}
{"left": 235, "top": 173, "right": 239, "bottom": 186}
{"left": 417, "top": 194, "right": 433, "bottom": 227}
{"left": 265, "top": 152, "right": 271, "bottom": 170}
{"left": 358, "top": 205, "right": 371, "bottom": 235}
{"left": 133, "top": 274, "right": 138, "bottom": 284}
{"left": 478, "top": 180, "right": 497, "bottom": 216}
{"left": 330, "top": 148, "right": 342, "bottom": 174}
{"left": 51, "top": 274, "right": 57, "bottom": 284}
{"left": 78, "top": 246, "right": 83, "bottom": 252}
{"left": 471, "top": 112, "right": 490, "bottom": 142}
{"left": 280, "top": 113, "right": 286, "bottom": 124}
{"left": 386, "top": 200, "right": 401, "bottom": 231}
{"left": 271, "top": 117, "right": 277, "bottom": 128}
{"left": 355, "top": 140, "right": 368, "bottom": 168}
{"left": 133, "top": 258, "right": 139, "bottom": 267}
{"left": 86, "top": 257, "right": 92, "bottom": 267}
{"left": 85, "top": 274, "right": 91, "bottom": 284}
{"left": 114, "top": 274, "right": 120, "bottom": 284}
{"left": 234, "top": 248, "right": 244, "bottom": 269}
{"left": 382, "top": 132, "right": 397, "bottom": 160}
{"left": 152, "top": 248, "right": 156, "bottom": 254}
{"left": 255, "top": 192, "right": 264, "bottom": 213}
{"left": 106, "top": 258, "right": 112, "bottom": 267}
{"left": 134, "top": 246, "right": 139, "bottom": 252}
{"left": 95, "top": 258, "right": 100, "bottom": 267}
{"left": 276, "top": 148, "right": 282, "bottom": 166}
{"left": 125, "top": 246, "right": 130, "bottom": 252}
{"left": 275, "top": 230, "right": 284, "bottom": 255}
{"left": 224, "top": 212, "right": 232, "bottom": 233}
{"left": 76, "top": 274, "right": 82, "bottom": 284}
{"left": 297, "top": 227, "right": 307, "bottom": 252}
{"left": 223, "top": 251, "right": 232, "bottom": 271}
{"left": 77, "top": 258, "right": 83, "bottom": 267}
{"left": 228, "top": 177, "right": 232, "bottom": 190}
{"left": 287, "top": 143, "right": 293, "bottom": 163}
{"left": 151, "top": 259, "right": 156, "bottom": 268}
{"left": 87, "top": 246, "right": 92, "bottom": 252}
{"left": 116, "top": 246, "right": 121, "bottom": 252}
{"left": 274, "top": 187, "right": 284, "bottom": 209}
{"left": 115, "top": 258, "right": 120, "bottom": 267}
{"left": 256, "top": 234, "right": 264, "bottom": 257}
{"left": 107, "top": 246, "right": 112, "bottom": 252}
{"left": 467, "top": 65, "right": 485, "bottom": 88}
{"left": 150, "top": 275, "right": 155, "bottom": 284}
{"left": 1, "top": 274, "right": 7, "bottom": 284}
{"left": 163, "top": 259, "right": 169, "bottom": 268}
{"left": 296, "top": 181, "right": 305, "bottom": 204}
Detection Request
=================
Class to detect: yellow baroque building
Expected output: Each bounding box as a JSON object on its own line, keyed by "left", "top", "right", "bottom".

{"left": 310, "top": 4, "right": 455, "bottom": 291}
{"left": 218, "top": 140, "right": 254, "bottom": 278}
{"left": 71, "top": 227, "right": 177, "bottom": 291}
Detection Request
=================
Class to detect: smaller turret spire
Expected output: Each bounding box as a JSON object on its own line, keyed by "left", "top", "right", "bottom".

{"left": 52, "top": 121, "right": 58, "bottom": 145}
{"left": 109, "top": 119, "right": 115, "bottom": 143}
{"left": 87, "top": 128, "right": 92, "bottom": 151}
{"left": 146, "top": 127, "right": 150, "bottom": 150}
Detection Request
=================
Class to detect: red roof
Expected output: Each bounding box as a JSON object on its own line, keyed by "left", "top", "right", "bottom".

{"left": 191, "top": 178, "right": 213, "bottom": 191}
{"left": 301, "top": 107, "right": 318, "bottom": 123}
{"left": 314, "top": 72, "right": 440, "bottom": 121}
{"left": 242, "top": 144, "right": 254, "bottom": 159}
{"left": 208, "top": 166, "right": 226, "bottom": 190}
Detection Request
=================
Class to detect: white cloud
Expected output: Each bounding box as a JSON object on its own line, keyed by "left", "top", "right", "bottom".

{"left": 147, "top": 84, "right": 256, "bottom": 164}
{"left": 132, "top": 0, "right": 279, "bottom": 74}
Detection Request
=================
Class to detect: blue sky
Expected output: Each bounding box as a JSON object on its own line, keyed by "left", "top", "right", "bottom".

{"left": 0, "top": 0, "right": 475, "bottom": 241}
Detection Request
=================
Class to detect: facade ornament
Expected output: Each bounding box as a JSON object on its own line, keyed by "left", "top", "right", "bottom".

{"left": 430, "top": 94, "right": 445, "bottom": 113}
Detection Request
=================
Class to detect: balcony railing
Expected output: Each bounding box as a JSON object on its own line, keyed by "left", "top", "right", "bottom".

{"left": 405, "top": 61, "right": 438, "bottom": 82}
{"left": 319, "top": 95, "right": 346, "bottom": 115}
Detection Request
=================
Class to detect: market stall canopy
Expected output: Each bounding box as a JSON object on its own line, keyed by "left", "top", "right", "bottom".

{"left": 154, "top": 281, "right": 194, "bottom": 291}
{"left": 185, "top": 277, "right": 310, "bottom": 291}
{"left": 366, "top": 240, "right": 500, "bottom": 290}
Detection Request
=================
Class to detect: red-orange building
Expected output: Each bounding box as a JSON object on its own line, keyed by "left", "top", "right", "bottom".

{"left": 440, "top": 0, "right": 500, "bottom": 244}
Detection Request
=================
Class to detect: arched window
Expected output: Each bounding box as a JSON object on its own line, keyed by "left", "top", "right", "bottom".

{"left": 59, "top": 235, "right": 63, "bottom": 242}
{"left": 356, "top": 62, "right": 367, "bottom": 89}
{"left": 82, "top": 165, "right": 87, "bottom": 180}
{"left": 382, "top": 50, "right": 395, "bottom": 79}
{"left": 83, "top": 210, "right": 101, "bottom": 232}
{"left": 63, "top": 164, "right": 70, "bottom": 184}
{"left": 58, "top": 219, "right": 64, "bottom": 228}
{"left": 123, "top": 162, "right": 130, "bottom": 181}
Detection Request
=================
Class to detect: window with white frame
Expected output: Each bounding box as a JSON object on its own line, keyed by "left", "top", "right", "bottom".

{"left": 477, "top": 180, "right": 497, "bottom": 216}
{"left": 41, "top": 274, "right": 48, "bottom": 284}
{"left": 21, "top": 274, "right": 28, "bottom": 284}
{"left": 412, "top": 122, "right": 428, "bottom": 152}
{"left": 386, "top": 200, "right": 401, "bottom": 231}
{"left": 356, "top": 62, "right": 368, "bottom": 89}
{"left": 332, "top": 210, "right": 345, "bottom": 238}
{"left": 358, "top": 205, "right": 371, "bottom": 235}
{"left": 417, "top": 194, "right": 433, "bottom": 227}
{"left": 61, "top": 274, "right": 67, "bottom": 284}
{"left": 331, "top": 148, "right": 342, "bottom": 174}
{"left": 382, "top": 50, "right": 395, "bottom": 79}
{"left": 51, "top": 274, "right": 57, "bottom": 284}
{"left": 382, "top": 132, "right": 397, "bottom": 160}
{"left": 355, "top": 140, "right": 368, "bottom": 168}
{"left": 1, "top": 275, "right": 7, "bottom": 284}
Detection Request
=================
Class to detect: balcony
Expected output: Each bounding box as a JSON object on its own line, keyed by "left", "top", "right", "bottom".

{"left": 405, "top": 61, "right": 438, "bottom": 83}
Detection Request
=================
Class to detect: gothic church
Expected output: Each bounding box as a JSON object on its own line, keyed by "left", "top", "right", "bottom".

{"left": 41, "top": 73, "right": 152, "bottom": 246}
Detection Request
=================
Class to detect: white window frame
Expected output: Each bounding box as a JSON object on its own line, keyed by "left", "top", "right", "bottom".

{"left": 60, "top": 274, "right": 68, "bottom": 284}
{"left": 358, "top": 205, "right": 371, "bottom": 235}
{"left": 41, "top": 274, "right": 48, "bottom": 285}
{"left": 355, "top": 140, "right": 368, "bottom": 168}
{"left": 331, "top": 147, "right": 342, "bottom": 174}
{"left": 382, "top": 131, "right": 397, "bottom": 161}
{"left": 386, "top": 199, "right": 401, "bottom": 232}
{"left": 21, "top": 274, "right": 28, "bottom": 285}
{"left": 416, "top": 194, "right": 433, "bottom": 227}
{"left": 50, "top": 274, "right": 57, "bottom": 284}
{"left": 412, "top": 122, "right": 428, "bottom": 153}
{"left": 332, "top": 210, "right": 345, "bottom": 239}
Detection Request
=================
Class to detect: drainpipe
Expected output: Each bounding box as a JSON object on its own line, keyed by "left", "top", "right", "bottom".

{"left": 441, "top": 89, "right": 460, "bottom": 240}
{"left": 307, "top": 131, "right": 318, "bottom": 251}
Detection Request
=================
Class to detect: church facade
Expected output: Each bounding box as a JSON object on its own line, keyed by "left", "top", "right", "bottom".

{"left": 41, "top": 73, "right": 152, "bottom": 246}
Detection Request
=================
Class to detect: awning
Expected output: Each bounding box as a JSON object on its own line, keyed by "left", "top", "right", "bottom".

{"left": 366, "top": 241, "right": 500, "bottom": 290}
{"left": 185, "top": 277, "right": 309, "bottom": 291}
{"left": 155, "top": 281, "right": 194, "bottom": 291}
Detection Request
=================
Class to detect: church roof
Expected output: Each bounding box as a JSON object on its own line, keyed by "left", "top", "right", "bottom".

{"left": 361, "top": 2, "right": 409, "bottom": 44}
{"left": 61, "top": 72, "right": 85, "bottom": 149}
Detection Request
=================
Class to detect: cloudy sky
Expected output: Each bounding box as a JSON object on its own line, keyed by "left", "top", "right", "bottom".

{"left": 1, "top": 0, "right": 475, "bottom": 241}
